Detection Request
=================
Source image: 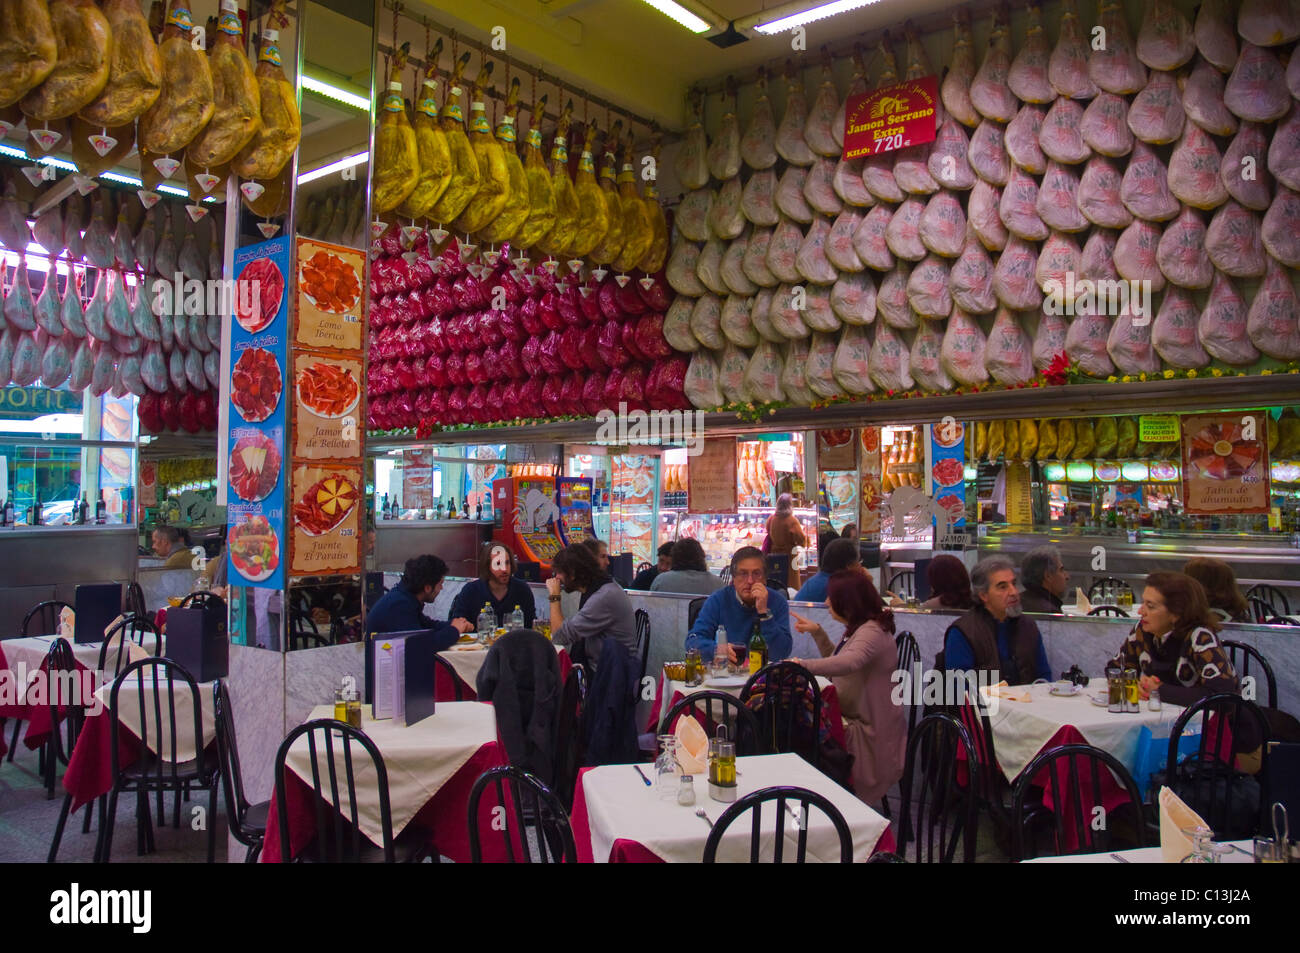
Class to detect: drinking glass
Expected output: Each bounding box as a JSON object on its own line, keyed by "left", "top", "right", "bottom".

{"left": 1254, "top": 837, "right": 1288, "bottom": 863}
{"left": 1179, "top": 827, "right": 1233, "bottom": 863}
{"left": 655, "top": 735, "right": 680, "bottom": 798}
{"left": 345, "top": 691, "right": 362, "bottom": 729}
{"left": 333, "top": 689, "right": 348, "bottom": 723}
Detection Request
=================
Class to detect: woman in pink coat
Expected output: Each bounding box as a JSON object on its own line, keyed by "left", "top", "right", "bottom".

{"left": 791, "top": 571, "right": 907, "bottom": 807}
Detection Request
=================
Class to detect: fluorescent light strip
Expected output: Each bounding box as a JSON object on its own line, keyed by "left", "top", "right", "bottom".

{"left": 297, "top": 151, "right": 368, "bottom": 185}
{"left": 302, "top": 74, "right": 371, "bottom": 111}
{"left": 640, "top": 0, "right": 711, "bottom": 33}
{"left": 755, "top": 0, "right": 876, "bottom": 34}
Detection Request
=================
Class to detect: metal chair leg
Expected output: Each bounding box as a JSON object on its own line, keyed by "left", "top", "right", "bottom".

{"left": 206, "top": 782, "right": 217, "bottom": 863}
{"left": 7, "top": 719, "right": 20, "bottom": 762}
{"left": 136, "top": 790, "right": 148, "bottom": 856}
{"left": 98, "top": 788, "right": 119, "bottom": 862}
{"left": 47, "top": 792, "right": 74, "bottom": 863}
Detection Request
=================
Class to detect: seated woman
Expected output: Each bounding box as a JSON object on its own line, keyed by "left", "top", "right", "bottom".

{"left": 789, "top": 571, "right": 907, "bottom": 807}
{"left": 1182, "top": 557, "right": 1250, "bottom": 623}
{"left": 450, "top": 543, "right": 537, "bottom": 630}
{"left": 921, "top": 553, "right": 974, "bottom": 611}
{"left": 793, "top": 538, "right": 862, "bottom": 602}
{"left": 1115, "top": 571, "right": 1239, "bottom": 707}
{"left": 650, "top": 539, "right": 724, "bottom": 596}
{"left": 546, "top": 543, "right": 637, "bottom": 668}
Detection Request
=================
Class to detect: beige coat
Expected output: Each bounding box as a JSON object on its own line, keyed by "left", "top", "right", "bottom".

{"left": 765, "top": 513, "right": 807, "bottom": 589}
{"left": 800, "top": 620, "right": 907, "bottom": 805}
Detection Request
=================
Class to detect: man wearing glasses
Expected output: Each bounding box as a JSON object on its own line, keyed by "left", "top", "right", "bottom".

{"left": 1018, "top": 545, "right": 1070, "bottom": 614}
{"left": 685, "top": 546, "right": 792, "bottom": 663}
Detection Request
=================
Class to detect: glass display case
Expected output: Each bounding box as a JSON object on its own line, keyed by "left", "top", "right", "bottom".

{"left": 659, "top": 506, "right": 819, "bottom": 572}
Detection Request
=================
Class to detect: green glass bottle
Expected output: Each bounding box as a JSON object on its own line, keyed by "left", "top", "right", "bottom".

{"left": 747, "top": 620, "right": 768, "bottom": 675}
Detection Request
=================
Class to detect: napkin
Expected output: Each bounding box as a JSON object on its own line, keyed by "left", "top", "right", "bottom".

{"left": 1075, "top": 587, "right": 1092, "bottom": 613}
{"left": 986, "top": 681, "right": 1031, "bottom": 703}
{"left": 674, "top": 714, "right": 709, "bottom": 775}
{"left": 126, "top": 641, "right": 151, "bottom": 664}
{"left": 1158, "top": 785, "right": 1210, "bottom": 863}
{"left": 58, "top": 607, "right": 75, "bottom": 640}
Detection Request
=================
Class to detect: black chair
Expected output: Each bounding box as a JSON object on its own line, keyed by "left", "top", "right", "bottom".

{"left": 633, "top": 608, "right": 651, "bottom": 687}
{"left": 37, "top": 637, "right": 84, "bottom": 799}
{"left": 1166, "top": 693, "right": 1271, "bottom": 840}
{"left": 1264, "top": 615, "right": 1300, "bottom": 627}
{"left": 1221, "top": 640, "right": 1277, "bottom": 710}
{"left": 703, "top": 785, "right": 853, "bottom": 863}
{"left": 98, "top": 616, "right": 163, "bottom": 679}
{"left": 741, "top": 661, "right": 822, "bottom": 768}
{"left": 213, "top": 681, "right": 269, "bottom": 863}
{"left": 289, "top": 609, "right": 328, "bottom": 651}
{"left": 273, "top": 718, "right": 429, "bottom": 863}
{"left": 433, "top": 653, "right": 465, "bottom": 702}
{"left": 887, "top": 570, "right": 915, "bottom": 599}
{"left": 897, "top": 713, "right": 979, "bottom": 864}
{"left": 895, "top": 631, "right": 921, "bottom": 735}
{"left": 867, "top": 850, "right": 906, "bottom": 862}
{"left": 635, "top": 561, "right": 651, "bottom": 576}
{"left": 99, "top": 657, "right": 218, "bottom": 863}
{"left": 178, "top": 591, "right": 216, "bottom": 610}
{"left": 467, "top": 765, "right": 576, "bottom": 863}
{"left": 687, "top": 598, "right": 707, "bottom": 630}
{"left": 1088, "top": 605, "right": 1129, "bottom": 617}
{"left": 124, "top": 582, "right": 147, "bottom": 619}
{"left": 552, "top": 664, "right": 588, "bottom": 810}
{"left": 21, "top": 599, "right": 70, "bottom": 638}
{"left": 718, "top": 565, "right": 731, "bottom": 586}
{"left": 1088, "top": 577, "right": 1133, "bottom": 603}
{"left": 1011, "top": 744, "right": 1146, "bottom": 861}
{"left": 1245, "top": 584, "right": 1290, "bottom": 617}
{"left": 659, "top": 690, "right": 763, "bottom": 756}
{"left": 1246, "top": 597, "right": 1277, "bottom": 624}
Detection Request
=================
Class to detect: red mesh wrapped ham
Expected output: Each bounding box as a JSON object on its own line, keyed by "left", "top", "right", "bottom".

{"left": 984, "top": 308, "right": 1033, "bottom": 385}
{"left": 1198, "top": 271, "right": 1258, "bottom": 365}
{"left": 941, "top": 308, "right": 990, "bottom": 385}
{"left": 1153, "top": 286, "right": 1210, "bottom": 368}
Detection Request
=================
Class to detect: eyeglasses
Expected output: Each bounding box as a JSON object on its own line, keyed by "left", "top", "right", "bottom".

{"left": 733, "top": 569, "right": 765, "bottom": 580}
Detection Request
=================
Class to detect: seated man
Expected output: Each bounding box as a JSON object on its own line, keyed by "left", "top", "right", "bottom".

{"left": 365, "top": 555, "right": 471, "bottom": 650}
{"left": 686, "top": 546, "right": 792, "bottom": 663}
{"left": 1019, "top": 545, "right": 1070, "bottom": 614}
{"left": 943, "top": 555, "right": 1050, "bottom": 686}
{"left": 793, "top": 538, "right": 862, "bottom": 602}
{"left": 630, "top": 542, "right": 674, "bottom": 591}
{"left": 450, "top": 543, "right": 537, "bottom": 629}
{"left": 153, "top": 525, "right": 195, "bottom": 570}
{"left": 546, "top": 543, "right": 637, "bottom": 668}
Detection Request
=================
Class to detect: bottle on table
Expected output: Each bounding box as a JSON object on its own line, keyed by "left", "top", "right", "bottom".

{"left": 476, "top": 603, "right": 496, "bottom": 644}
{"left": 447, "top": 497, "right": 457, "bottom": 519}
{"left": 712, "top": 625, "right": 730, "bottom": 675}
{"left": 475, "top": 501, "right": 483, "bottom": 521}
{"left": 77, "top": 495, "right": 89, "bottom": 525}
{"left": 95, "top": 490, "right": 107, "bottom": 525}
{"left": 507, "top": 604, "right": 524, "bottom": 630}
{"left": 748, "top": 620, "right": 768, "bottom": 675}
{"left": 380, "top": 493, "right": 390, "bottom": 520}
{"left": 0, "top": 496, "right": 10, "bottom": 527}
{"left": 435, "top": 499, "right": 444, "bottom": 519}
{"left": 31, "top": 495, "right": 42, "bottom": 526}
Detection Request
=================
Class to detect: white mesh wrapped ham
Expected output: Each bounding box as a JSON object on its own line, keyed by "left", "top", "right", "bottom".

{"left": 893, "top": 144, "right": 940, "bottom": 197}
{"left": 862, "top": 153, "right": 905, "bottom": 205}
{"left": 1121, "top": 140, "right": 1181, "bottom": 222}
{"left": 1136, "top": 0, "right": 1195, "bottom": 71}
{"left": 928, "top": 121, "right": 976, "bottom": 190}
{"left": 1182, "top": 57, "right": 1238, "bottom": 136}
{"left": 985, "top": 308, "right": 1033, "bottom": 385}
{"left": 1127, "top": 69, "right": 1185, "bottom": 144}
{"left": 1157, "top": 206, "right": 1213, "bottom": 288}
{"left": 1038, "top": 161, "right": 1089, "bottom": 232}
{"left": 999, "top": 165, "right": 1048, "bottom": 241}
{"left": 831, "top": 271, "right": 877, "bottom": 325}
{"left": 1158, "top": 122, "right": 1236, "bottom": 211}
{"left": 1008, "top": 2, "right": 1053, "bottom": 104}
{"left": 907, "top": 254, "right": 952, "bottom": 320}
{"left": 827, "top": 209, "right": 865, "bottom": 273}
{"left": 1033, "top": 309, "right": 1069, "bottom": 371}
{"left": 1237, "top": 0, "right": 1300, "bottom": 48}
{"left": 1066, "top": 310, "right": 1116, "bottom": 377}
{"left": 1079, "top": 228, "right": 1121, "bottom": 284}
{"left": 833, "top": 157, "right": 874, "bottom": 207}
{"left": 993, "top": 236, "right": 1044, "bottom": 310}
{"left": 834, "top": 46, "right": 870, "bottom": 150}
{"left": 1107, "top": 300, "right": 1162, "bottom": 376}
{"left": 910, "top": 320, "right": 954, "bottom": 391}
{"left": 708, "top": 88, "right": 741, "bottom": 182}
{"left": 805, "top": 331, "right": 840, "bottom": 398}
{"left": 1040, "top": 97, "right": 1091, "bottom": 165}
{"left": 743, "top": 339, "right": 786, "bottom": 403}
{"left": 919, "top": 191, "right": 966, "bottom": 258}
{"left": 971, "top": 8, "right": 1017, "bottom": 122}
{"left": 1115, "top": 218, "right": 1167, "bottom": 291}
{"left": 1081, "top": 92, "right": 1135, "bottom": 157}
{"left": 1005, "top": 105, "right": 1047, "bottom": 176}
{"left": 668, "top": 241, "right": 708, "bottom": 296}
{"left": 770, "top": 284, "right": 811, "bottom": 339}
{"left": 741, "top": 70, "right": 779, "bottom": 171}
{"left": 743, "top": 227, "right": 779, "bottom": 288}
{"left": 884, "top": 196, "right": 926, "bottom": 261}
{"left": 853, "top": 204, "right": 894, "bottom": 271}
{"left": 721, "top": 232, "right": 758, "bottom": 296}
{"left": 684, "top": 348, "right": 723, "bottom": 408}
{"left": 1246, "top": 257, "right": 1300, "bottom": 360}
{"left": 968, "top": 178, "right": 1009, "bottom": 251}
{"left": 801, "top": 283, "right": 840, "bottom": 333}
{"left": 708, "top": 177, "right": 745, "bottom": 241}
{"left": 869, "top": 322, "right": 914, "bottom": 391}
{"left": 968, "top": 119, "right": 1011, "bottom": 187}
{"left": 950, "top": 231, "right": 998, "bottom": 314}
{"left": 775, "top": 62, "right": 814, "bottom": 167}
{"left": 696, "top": 238, "right": 728, "bottom": 296}
{"left": 877, "top": 264, "right": 917, "bottom": 329}
{"left": 766, "top": 219, "right": 804, "bottom": 284}
{"left": 1198, "top": 270, "right": 1259, "bottom": 365}
{"left": 796, "top": 216, "right": 837, "bottom": 285}
{"left": 1152, "top": 286, "right": 1210, "bottom": 367}
{"left": 832, "top": 323, "right": 874, "bottom": 395}
{"left": 941, "top": 308, "right": 990, "bottom": 384}
{"left": 803, "top": 156, "right": 843, "bottom": 217}
{"left": 1224, "top": 42, "right": 1290, "bottom": 122}
{"left": 1050, "top": 0, "right": 1099, "bottom": 98}
{"left": 676, "top": 97, "right": 710, "bottom": 191}
{"left": 1090, "top": 0, "right": 1148, "bottom": 94}
{"left": 1267, "top": 104, "right": 1300, "bottom": 191}
{"left": 677, "top": 188, "right": 714, "bottom": 242}
{"left": 942, "top": 11, "right": 980, "bottom": 126}
{"left": 689, "top": 293, "right": 725, "bottom": 350}
{"left": 1205, "top": 200, "right": 1266, "bottom": 277}
{"left": 776, "top": 167, "right": 814, "bottom": 224}
{"left": 1262, "top": 187, "right": 1300, "bottom": 268}
{"left": 1194, "top": 0, "right": 1237, "bottom": 72}
{"left": 781, "top": 337, "right": 816, "bottom": 405}
{"left": 1037, "top": 231, "right": 1082, "bottom": 295}
{"left": 805, "top": 59, "right": 840, "bottom": 158}
{"left": 664, "top": 295, "right": 700, "bottom": 352}
{"left": 721, "top": 294, "right": 759, "bottom": 348}
{"left": 752, "top": 287, "right": 782, "bottom": 342}
{"left": 1222, "top": 121, "right": 1274, "bottom": 209}
{"left": 718, "top": 341, "right": 751, "bottom": 404}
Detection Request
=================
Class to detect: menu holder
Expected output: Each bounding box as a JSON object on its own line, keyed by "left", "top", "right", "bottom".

{"left": 74, "top": 583, "right": 123, "bottom": 645}
{"left": 368, "top": 629, "right": 437, "bottom": 726}
{"left": 609, "top": 553, "right": 633, "bottom": 588}
{"left": 165, "top": 604, "right": 229, "bottom": 681}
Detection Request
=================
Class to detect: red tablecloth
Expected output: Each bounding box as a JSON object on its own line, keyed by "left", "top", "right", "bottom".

{"left": 648, "top": 681, "right": 847, "bottom": 748}
{"left": 260, "top": 740, "right": 508, "bottom": 863}
{"left": 435, "top": 648, "right": 573, "bottom": 702}
{"left": 570, "top": 767, "right": 895, "bottom": 862}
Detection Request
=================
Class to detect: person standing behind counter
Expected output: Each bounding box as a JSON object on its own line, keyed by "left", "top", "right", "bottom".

{"left": 686, "top": 547, "right": 792, "bottom": 663}
{"left": 366, "top": 555, "right": 473, "bottom": 650}
{"left": 765, "top": 494, "right": 807, "bottom": 591}
{"left": 450, "top": 543, "right": 537, "bottom": 629}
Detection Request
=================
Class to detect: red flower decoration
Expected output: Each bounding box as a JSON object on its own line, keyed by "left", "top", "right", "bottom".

{"left": 1043, "top": 351, "right": 1070, "bottom": 386}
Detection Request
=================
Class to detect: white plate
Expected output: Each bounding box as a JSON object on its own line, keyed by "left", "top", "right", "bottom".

{"left": 1049, "top": 685, "right": 1083, "bottom": 697}
{"left": 1089, "top": 693, "right": 1110, "bottom": 707}
{"left": 704, "top": 675, "right": 748, "bottom": 688}
{"left": 295, "top": 368, "right": 361, "bottom": 420}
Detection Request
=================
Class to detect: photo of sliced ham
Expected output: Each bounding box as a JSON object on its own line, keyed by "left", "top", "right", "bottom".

{"left": 941, "top": 307, "right": 990, "bottom": 384}
{"left": 1153, "top": 285, "right": 1210, "bottom": 368}
{"left": 1198, "top": 270, "right": 1258, "bottom": 365}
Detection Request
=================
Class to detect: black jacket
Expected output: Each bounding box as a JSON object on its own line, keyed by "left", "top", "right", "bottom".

{"left": 582, "top": 637, "right": 640, "bottom": 767}
{"left": 476, "top": 629, "right": 561, "bottom": 783}
{"left": 1019, "top": 584, "right": 1064, "bottom": 614}
{"left": 365, "top": 586, "right": 460, "bottom": 650}
{"left": 449, "top": 577, "right": 537, "bottom": 629}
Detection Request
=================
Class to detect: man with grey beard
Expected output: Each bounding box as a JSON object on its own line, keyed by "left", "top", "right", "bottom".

{"left": 941, "top": 555, "right": 1051, "bottom": 685}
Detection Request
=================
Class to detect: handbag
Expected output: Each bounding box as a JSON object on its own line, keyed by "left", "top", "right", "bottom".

{"left": 761, "top": 534, "right": 771, "bottom": 554}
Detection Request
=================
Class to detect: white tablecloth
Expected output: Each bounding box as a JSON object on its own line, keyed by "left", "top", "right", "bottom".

{"left": 4, "top": 632, "right": 159, "bottom": 675}
{"left": 443, "top": 639, "right": 563, "bottom": 691}
{"left": 285, "top": 701, "right": 497, "bottom": 843}
{"left": 981, "top": 681, "right": 1188, "bottom": 782}
{"left": 581, "top": 752, "right": 889, "bottom": 863}
{"left": 93, "top": 672, "right": 215, "bottom": 762}
{"left": 1023, "top": 840, "right": 1254, "bottom": 863}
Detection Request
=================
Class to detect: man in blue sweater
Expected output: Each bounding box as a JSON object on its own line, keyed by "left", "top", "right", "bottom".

{"left": 365, "top": 554, "right": 473, "bottom": 651}
{"left": 686, "top": 547, "right": 792, "bottom": 662}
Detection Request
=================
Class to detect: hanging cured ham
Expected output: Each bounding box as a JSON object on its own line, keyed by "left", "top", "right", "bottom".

{"left": 371, "top": 44, "right": 417, "bottom": 214}
{"left": 834, "top": 44, "right": 870, "bottom": 148}
{"left": 676, "top": 90, "right": 708, "bottom": 190}
{"left": 20, "top": 0, "right": 110, "bottom": 120}
{"left": 79, "top": 0, "right": 163, "bottom": 128}
{"left": 1136, "top": 0, "right": 1195, "bottom": 71}
{"left": 775, "top": 60, "right": 813, "bottom": 166}
{"left": 1049, "top": 0, "right": 1098, "bottom": 99}
{"left": 1008, "top": 2, "right": 1052, "bottom": 104}
{"left": 140, "top": 0, "right": 213, "bottom": 156}
{"left": 232, "top": 4, "right": 300, "bottom": 181}
{"left": 455, "top": 64, "right": 514, "bottom": 237}
{"left": 971, "top": 5, "right": 1016, "bottom": 122}
{"left": 1195, "top": 0, "right": 1237, "bottom": 73}
{"left": 187, "top": 0, "right": 258, "bottom": 169}
{"left": 513, "top": 94, "right": 555, "bottom": 249}
{"left": 1198, "top": 270, "right": 1257, "bottom": 365}
{"left": 1090, "top": 0, "right": 1147, "bottom": 94}
{"left": 0, "top": 0, "right": 57, "bottom": 107}
{"left": 708, "top": 79, "right": 741, "bottom": 181}
{"left": 804, "top": 50, "right": 839, "bottom": 157}
{"left": 1246, "top": 257, "right": 1300, "bottom": 360}
{"left": 741, "top": 68, "right": 777, "bottom": 171}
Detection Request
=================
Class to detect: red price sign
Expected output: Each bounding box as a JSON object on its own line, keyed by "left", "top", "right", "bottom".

{"left": 842, "top": 76, "right": 939, "bottom": 160}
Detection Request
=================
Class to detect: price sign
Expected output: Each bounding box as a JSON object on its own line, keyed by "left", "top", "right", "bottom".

{"left": 842, "top": 76, "right": 939, "bottom": 160}
{"left": 1139, "top": 414, "right": 1181, "bottom": 443}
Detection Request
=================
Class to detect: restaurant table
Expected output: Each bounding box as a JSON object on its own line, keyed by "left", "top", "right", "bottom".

{"left": 438, "top": 641, "right": 572, "bottom": 701}
{"left": 1, "top": 634, "right": 159, "bottom": 753}
{"left": 1022, "top": 840, "right": 1254, "bottom": 863}
{"left": 62, "top": 672, "right": 217, "bottom": 814}
{"left": 261, "top": 701, "right": 506, "bottom": 863}
{"left": 572, "top": 752, "right": 893, "bottom": 863}
{"left": 647, "top": 671, "right": 846, "bottom": 746}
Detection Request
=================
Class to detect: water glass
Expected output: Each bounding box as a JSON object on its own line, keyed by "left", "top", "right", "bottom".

{"left": 1254, "top": 837, "right": 1288, "bottom": 863}
{"left": 655, "top": 735, "right": 680, "bottom": 798}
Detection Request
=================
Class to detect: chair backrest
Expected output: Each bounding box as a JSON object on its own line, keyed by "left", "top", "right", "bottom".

{"left": 45, "top": 637, "right": 83, "bottom": 767}
{"left": 1220, "top": 640, "right": 1277, "bottom": 709}
{"left": 1087, "top": 605, "right": 1129, "bottom": 617}
{"left": 22, "top": 600, "right": 70, "bottom": 638}
{"left": 432, "top": 653, "right": 465, "bottom": 701}
{"left": 949, "top": 678, "right": 1005, "bottom": 822}
{"left": 289, "top": 609, "right": 328, "bottom": 651}
{"left": 1247, "top": 597, "right": 1279, "bottom": 624}
{"left": 660, "top": 690, "right": 763, "bottom": 756}
{"left": 1245, "top": 584, "right": 1290, "bottom": 617}
{"left": 124, "top": 581, "right": 147, "bottom": 618}
{"left": 894, "top": 630, "right": 921, "bottom": 737}
{"left": 898, "top": 713, "right": 979, "bottom": 863}
{"left": 1087, "top": 577, "right": 1132, "bottom": 603}
{"left": 718, "top": 565, "right": 731, "bottom": 585}
{"left": 212, "top": 680, "right": 258, "bottom": 847}
{"left": 687, "top": 598, "right": 707, "bottom": 630}
{"left": 1166, "top": 693, "right": 1271, "bottom": 839}
{"left": 866, "top": 850, "right": 907, "bottom": 862}
{"left": 887, "top": 570, "right": 915, "bottom": 599}
{"left": 633, "top": 608, "right": 651, "bottom": 685}
{"left": 1011, "top": 743, "right": 1146, "bottom": 861}
{"left": 467, "top": 765, "right": 576, "bottom": 863}
{"left": 109, "top": 657, "right": 208, "bottom": 788}
{"left": 178, "top": 591, "right": 216, "bottom": 610}
{"left": 741, "top": 661, "right": 822, "bottom": 766}
{"left": 635, "top": 561, "right": 651, "bottom": 575}
{"left": 99, "top": 616, "right": 162, "bottom": 678}
{"left": 273, "top": 718, "right": 396, "bottom": 862}
{"left": 1264, "top": 615, "right": 1300, "bottom": 627}
{"left": 703, "top": 785, "right": 853, "bottom": 863}
{"left": 551, "top": 664, "right": 587, "bottom": 809}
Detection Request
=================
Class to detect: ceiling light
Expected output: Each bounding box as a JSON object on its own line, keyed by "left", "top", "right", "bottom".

{"left": 754, "top": 0, "right": 877, "bottom": 34}
{"left": 640, "top": 0, "right": 711, "bottom": 34}
{"left": 297, "top": 151, "right": 369, "bottom": 185}
{"left": 302, "top": 74, "right": 371, "bottom": 111}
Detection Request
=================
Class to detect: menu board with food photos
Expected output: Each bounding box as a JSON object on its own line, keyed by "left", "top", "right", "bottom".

{"left": 227, "top": 236, "right": 290, "bottom": 590}
{"left": 1181, "top": 412, "right": 1270, "bottom": 515}
{"left": 817, "top": 429, "right": 857, "bottom": 471}
{"left": 289, "top": 236, "right": 365, "bottom": 576}
{"left": 929, "top": 421, "right": 966, "bottom": 533}
{"left": 858, "top": 427, "right": 882, "bottom": 540}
